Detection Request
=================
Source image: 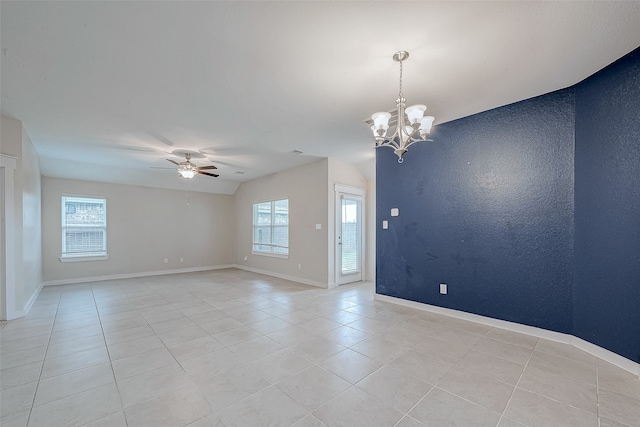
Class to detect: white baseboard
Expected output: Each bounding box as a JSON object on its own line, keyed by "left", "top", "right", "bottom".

{"left": 10, "top": 282, "right": 44, "bottom": 319}
{"left": 232, "top": 264, "right": 328, "bottom": 289}
{"left": 375, "top": 293, "right": 640, "bottom": 378}
{"left": 42, "top": 265, "right": 235, "bottom": 287}
{"left": 572, "top": 337, "right": 640, "bottom": 377}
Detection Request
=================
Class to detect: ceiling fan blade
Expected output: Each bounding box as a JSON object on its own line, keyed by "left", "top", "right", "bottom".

{"left": 198, "top": 171, "right": 219, "bottom": 178}
{"left": 200, "top": 145, "right": 259, "bottom": 156}
{"left": 148, "top": 131, "right": 174, "bottom": 147}
{"left": 197, "top": 165, "right": 218, "bottom": 170}
{"left": 166, "top": 159, "right": 179, "bottom": 165}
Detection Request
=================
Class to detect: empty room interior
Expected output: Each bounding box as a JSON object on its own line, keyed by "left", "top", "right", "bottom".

{"left": 1, "top": 2, "right": 639, "bottom": 427}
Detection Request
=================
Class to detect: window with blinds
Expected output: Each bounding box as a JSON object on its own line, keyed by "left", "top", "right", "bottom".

{"left": 61, "top": 195, "right": 107, "bottom": 259}
{"left": 252, "top": 199, "right": 288, "bottom": 257}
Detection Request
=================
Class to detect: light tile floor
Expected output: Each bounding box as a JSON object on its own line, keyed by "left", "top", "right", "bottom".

{"left": 1, "top": 269, "right": 639, "bottom": 427}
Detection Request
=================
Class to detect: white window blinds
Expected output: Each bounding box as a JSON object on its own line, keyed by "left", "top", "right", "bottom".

{"left": 252, "top": 199, "right": 289, "bottom": 257}
{"left": 61, "top": 195, "right": 107, "bottom": 258}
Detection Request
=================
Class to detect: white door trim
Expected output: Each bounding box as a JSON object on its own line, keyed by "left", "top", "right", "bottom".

{"left": 1, "top": 154, "right": 18, "bottom": 320}
{"left": 335, "top": 184, "right": 365, "bottom": 285}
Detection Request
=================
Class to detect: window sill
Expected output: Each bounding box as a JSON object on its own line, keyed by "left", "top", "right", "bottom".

{"left": 60, "top": 255, "right": 109, "bottom": 263}
{"left": 252, "top": 251, "right": 289, "bottom": 260}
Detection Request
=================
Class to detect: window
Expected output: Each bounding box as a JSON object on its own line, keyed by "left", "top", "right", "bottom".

{"left": 61, "top": 195, "right": 107, "bottom": 260}
{"left": 253, "top": 198, "right": 288, "bottom": 257}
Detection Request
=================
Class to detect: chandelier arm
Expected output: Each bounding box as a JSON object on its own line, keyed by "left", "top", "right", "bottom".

{"left": 379, "top": 139, "right": 401, "bottom": 150}
{"left": 374, "top": 145, "right": 398, "bottom": 153}
{"left": 403, "top": 139, "right": 421, "bottom": 150}
{"left": 407, "top": 127, "right": 424, "bottom": 141}
{"left": 405, "top": 133, "right": 433, "bottom": 147}
{"left": 374, "top": 143, "right": 403, "bottom": 153}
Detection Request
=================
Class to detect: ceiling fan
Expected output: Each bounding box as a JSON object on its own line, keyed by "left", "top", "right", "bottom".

{"left": 167, "top": 153, "right": 219, "bottom": 179}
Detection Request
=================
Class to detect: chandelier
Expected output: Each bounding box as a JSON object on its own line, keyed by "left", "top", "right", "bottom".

{"left": 370, "top": 51, "right": 435, "bottom": 163}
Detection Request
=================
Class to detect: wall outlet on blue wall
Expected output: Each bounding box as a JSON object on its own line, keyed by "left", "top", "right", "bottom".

{"left": 440, "top": 284, "right": 447, "bottom": 294}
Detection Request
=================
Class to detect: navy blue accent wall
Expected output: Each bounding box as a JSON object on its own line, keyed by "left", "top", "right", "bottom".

{"left": 377, "top": 90, "right": 576, "bottom": 334}
{"left": 574, "top": 48, "right": 640, "bottom": 363}
{"left": 377, "top": 47, "right": 640, "bottom": 362}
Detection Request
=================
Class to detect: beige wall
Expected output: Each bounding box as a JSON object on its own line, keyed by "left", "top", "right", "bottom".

{"left": 233, "top": 159, "right": 329, "bottom": 286}
{"left": 365, "top": 177, "right": 376, "bottom": 281}
{"left": 21, "top": 128, "right": 42, "bottom": 306}
{"left": 232, "top": 158, "right": 373, "bottom": 288}
{"left": 1, "top": 115, "right": 43, "bottom": 316}
{"left": 41, "top": 177, "right": 235, "bottom": 283}
{"left": 3, "top": 113, "right": 376, "bottom": 315}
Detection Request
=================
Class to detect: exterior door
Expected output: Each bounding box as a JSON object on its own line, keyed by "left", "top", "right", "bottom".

{"left": 336, "top": 188, "right": 364, "bottom": 285}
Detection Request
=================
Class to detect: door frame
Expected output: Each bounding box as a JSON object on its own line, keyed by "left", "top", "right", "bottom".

{"left": 1, "top": 155, "right": 17, "bottom": 320}
{"left": 335, "top": 184, "right": 365, "bottom": 285}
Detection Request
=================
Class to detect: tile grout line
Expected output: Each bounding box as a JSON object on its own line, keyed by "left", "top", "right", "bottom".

{"left": 214, "top": 300, "right": 381, "bottom": 425}
{"left": 596, "top": 363, "right": 601, "bottom": 427}
{"left": 33, "top": 286, "right": 125, "bottom": 427}
{"left": 395, "top": 330, "right": 499, "bottom": 425}
{"left": 92, "top": 282, "right": 130, "bottom": 427}
{"left": 495, "top": 342, "right": 536, "bottom": 427}
{"left": 24, "top": 290, "right": 61, "bottom": 427}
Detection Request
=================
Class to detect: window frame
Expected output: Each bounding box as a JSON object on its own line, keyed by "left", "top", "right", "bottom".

{"left": 60, "top": 194, "right": 109, "bottom": 262}
{"left": 252, "top": 198, "right": 289, "bottom": 259}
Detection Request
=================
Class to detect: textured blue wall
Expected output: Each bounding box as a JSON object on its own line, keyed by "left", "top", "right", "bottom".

{"left": 574, "top": 48, "right": 640, "bottom": 363}
{"left": 377, "top": 90, "right": 575, "bottom": 334}
{"left": 377, "top": 47, "right": 640, "bottom": 362}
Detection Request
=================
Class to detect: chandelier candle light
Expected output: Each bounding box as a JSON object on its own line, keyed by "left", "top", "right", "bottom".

{"left": 370, "top": 51, "right": 435, "bottom": 163}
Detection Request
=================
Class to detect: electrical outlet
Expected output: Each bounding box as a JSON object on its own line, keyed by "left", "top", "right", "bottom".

{"left": 440, "top": 283, "right": 447, "bottom": 294}
{"left": 382, "top": 220, "right": 388, "bottom": 229}
{"left": 164, "top": 258, "right": 169, "bottom": 264}
{"left": 180, "top": 257, "right": 184, "bottom": 263}
{"left": 298, "top": 264, "right": 302, "bottom": 270}
{"left": 243, "top": 256, "right": 248, "bottom": 262}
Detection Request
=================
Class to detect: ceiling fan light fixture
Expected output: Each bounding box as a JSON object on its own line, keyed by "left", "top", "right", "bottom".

{"left": 166, "top": 152, "right": 219, "bottom": 179}
{"left": 178, "top": 169, "right": 195, "bottom": 179}
{"left": 177, "top": 159, "right": 196, "bottom": 179}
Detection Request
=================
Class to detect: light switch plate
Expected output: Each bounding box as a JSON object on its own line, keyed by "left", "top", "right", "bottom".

{"left": 382, "top": 220, "right": 388, "bottom": 229}
{"left": 315, "top": 224, "right": 322, "bottom": 229}
{"left": 440, "top": 283, "right": 447, "bottom": 294}
{"left": 391, "top": 208, "right": 399, "bottom": 217}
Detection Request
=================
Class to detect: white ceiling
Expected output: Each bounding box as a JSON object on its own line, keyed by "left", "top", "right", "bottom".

{"left": 2, "top": 1, "right": 639, "bottom": 194}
